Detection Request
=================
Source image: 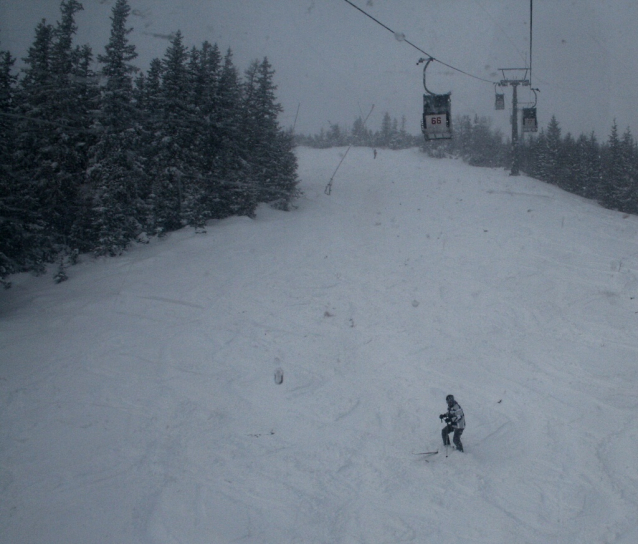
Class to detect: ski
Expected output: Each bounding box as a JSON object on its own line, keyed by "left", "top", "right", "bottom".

{"left": 413, "top": 450, "right": 438, "bottom": 456}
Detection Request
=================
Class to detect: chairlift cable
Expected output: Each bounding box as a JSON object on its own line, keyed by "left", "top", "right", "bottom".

{"left": 529, "top": 0, "right": 533, "bottom": 87}
{"left": 342, "top": 0, "right": 496, "bottom": 85}
{"left": 469, "top": 0, "right": 528, "bottom": 67}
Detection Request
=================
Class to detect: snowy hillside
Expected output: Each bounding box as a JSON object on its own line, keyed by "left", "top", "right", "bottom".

{"left": 2, "top": 147, "right": 638, "bottom": 543}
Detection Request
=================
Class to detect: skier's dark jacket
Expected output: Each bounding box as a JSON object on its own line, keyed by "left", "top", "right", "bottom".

{"left": 445, "top": 401, "right": 465, "bottom": 430}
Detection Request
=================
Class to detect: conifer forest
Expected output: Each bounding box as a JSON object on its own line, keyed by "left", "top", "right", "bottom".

{"left": 0, "top": 0, "right": 300, "bottom": 286}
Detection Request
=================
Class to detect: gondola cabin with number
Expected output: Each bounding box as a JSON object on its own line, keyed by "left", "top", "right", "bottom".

{"left": 418, "top": 57, "right": 452, "bottom": 141}
{"left": 495, "top": 92, "right": 505, "bottom": 110}
{"left": 422, "top": 93, "right": 452, "bottom": 141}
{"left": 522, "top": 107, "right": 538, "bottom": 132}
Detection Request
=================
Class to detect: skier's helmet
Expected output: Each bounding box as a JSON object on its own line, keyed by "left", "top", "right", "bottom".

{"left": 446, "top": 394, "right": 455, "bottom": 405}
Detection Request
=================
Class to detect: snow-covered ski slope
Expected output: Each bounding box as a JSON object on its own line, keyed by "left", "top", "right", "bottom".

{"left": 2, "top": 147, "right": 638, "bottom": 543}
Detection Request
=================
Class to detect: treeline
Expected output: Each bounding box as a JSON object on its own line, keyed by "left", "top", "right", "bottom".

{"left": 423, "top": 115, "right": 507, "bottom": 167}
{"left": 521, "top": 117, "right": 638, "bottom": 215}
{"left": 406, "top": 113, "right": 638, "bottom": 215}
{"left": 296, "top": 111, "right": 422, "bottom": 149}
{"left": 441, "top": 114, "right": 638, "bottom": 215}
{"left": 299, "top": 109, "right": 638, "bottom": 216}
{"left": 296, "top": 112, "right": 505, "bottom": 166}
{"left": 0, "top": 0, "right": 299, "bottom": 286}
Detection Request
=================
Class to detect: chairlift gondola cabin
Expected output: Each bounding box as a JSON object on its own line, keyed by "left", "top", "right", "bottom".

{"left": 422, "top": 93, "right": 452, "bottom": 140}
{"left": 495, "top": 90, "right": 505, "bottom": 110}
{"left": 522, "top": 88, "right": 539, "bottom": 133}
{"left": 522, "top": 107, "right": 538, "bottom": 132}
{"left": 418, "top": 58, "right": 452, "bottom": 141}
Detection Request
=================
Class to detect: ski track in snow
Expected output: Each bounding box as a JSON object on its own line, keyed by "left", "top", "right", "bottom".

{"left": 1, "top": 147, "right": 638, "bottom": 543}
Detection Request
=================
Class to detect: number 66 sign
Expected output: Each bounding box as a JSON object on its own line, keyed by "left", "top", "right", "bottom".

{"left": 425, "top": 114, "right": 448, "bottom": 132}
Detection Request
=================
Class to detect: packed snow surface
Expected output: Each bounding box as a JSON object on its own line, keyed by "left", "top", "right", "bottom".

{"left": 2, "top": 147, "right": 638, "bottom": 543}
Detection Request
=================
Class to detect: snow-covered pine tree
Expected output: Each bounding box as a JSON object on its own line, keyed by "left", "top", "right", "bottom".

{"left": 198, "top": 41, "right": 221, "bottom": 119}
{"left": 452, "top": 115, "right": 473, "bottom": 162}
{"left": 135, "top": 58, "right": 162, "bottom": 113}
{"left": 0, "top": 48, "right": 25, "bottom": 285}
{"left": 544, "top": 115, "right": 562, "bottom": 186}
{"left": 572, "top": 134, "right": 591, "bottom": 197}
{"left": 351, "top": 115, "right": 371, "bottom": 147}
{"left": 267, "top": 128, "right": 300, "bottom": 210}
{"left": 210, "top": 48, "right": 253, "bottom": 218}
{"left": 147, "top": 31, "right": 194, "bottom": 233}
{"left": 59, "top": 41, "right": 99, "bottom": 255}
{"left": 557, "top": 132, "right": 578, "bottom": 194}
{"left": 326, "top": 123, "right": 345, "bottom": 147}
{"left": 531, "top": 128, "right": 549, "bottom": 182}
{"left": 601, "top": 120, "right": 625, "bottom": 211}
{"left": 377, "top": 111, "right": 393, "bottom": 148}
{"left": 243, "top": 57, "right": 298, "bottom": 209}
{"left": 389, "top": 117, "right": 400, "bottom": 149}
{"left": 580, "top": 132, "right": 603, "bottom": 201}
{"left": 180, "top": 43, "right": 215, "bottom": 230}
{"left": 50, "top": 1, "right": 83, "bottom": 78}
{"left": 15, "top": 1, "right": 95, "bottom": 260}
{"left": 618, "top": 127, "right": 637, "bottom": 214}
{"left": 193, "top": 41, "right": 222, "bottom": 221}
{"left": 469, "top": 115, "right": 503, "bottom": 167}
{"left": 88, "top": 0, "right": 144, "bottom": 255}
{"left": 0, "top": 49, "right": 17, "bottom": 191}
{"left": 396, "top": 115, "right": 414, "bottom": 149}
{"left": 186, "top": 45, "right": 206, "bottom": 111}
{"left": 15, "top": 19, "right": 59, "bottom": 266}
{"left": 48, "top": 0, "right": 92, "bottom": 245}
{"left": 135, "top": 57, "right": 163, "bottom": 231}
{"left": 98, "top": 0, "right": 137, "bottom": 125}
{"left": 242, "top": 58, "right": 270, "bottom": 207}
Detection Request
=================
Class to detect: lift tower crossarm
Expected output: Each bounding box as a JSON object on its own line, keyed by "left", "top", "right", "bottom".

{"left": 500, "top": 79, "right": 530, "bottom": 87}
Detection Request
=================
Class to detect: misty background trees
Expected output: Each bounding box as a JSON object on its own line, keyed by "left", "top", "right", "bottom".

{"left": 0, "top": 0, "right": 299, "bottom": 286}
{"left": 520, "top": 117, "right": 637, "bottom": 215}
{"left": 298, "top": 111, "right": 637, "bottom": 218}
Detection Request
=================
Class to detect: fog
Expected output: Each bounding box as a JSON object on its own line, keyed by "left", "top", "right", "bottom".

{"left": 2, "top": 0, "right": 637, "bottom": 138}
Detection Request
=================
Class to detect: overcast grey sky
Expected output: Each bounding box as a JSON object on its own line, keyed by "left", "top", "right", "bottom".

{"left": 2, "top": 0, "right": 637, "bottom": 139}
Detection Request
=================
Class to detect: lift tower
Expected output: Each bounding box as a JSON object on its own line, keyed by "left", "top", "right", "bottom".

{"left": 499, "top": 68, "right": 530, "bottom": 176}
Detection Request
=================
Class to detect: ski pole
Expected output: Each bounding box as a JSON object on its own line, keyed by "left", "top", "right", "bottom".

{"left": 444, "top": 421, "right": 450, "bottom": 457}
{"left": 442, "top": 419, "right": 449, "bottom": 457}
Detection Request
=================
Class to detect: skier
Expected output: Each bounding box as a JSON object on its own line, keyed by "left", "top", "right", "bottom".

{"left": 440, "top": 394, "right": 465, "bottom": 452}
